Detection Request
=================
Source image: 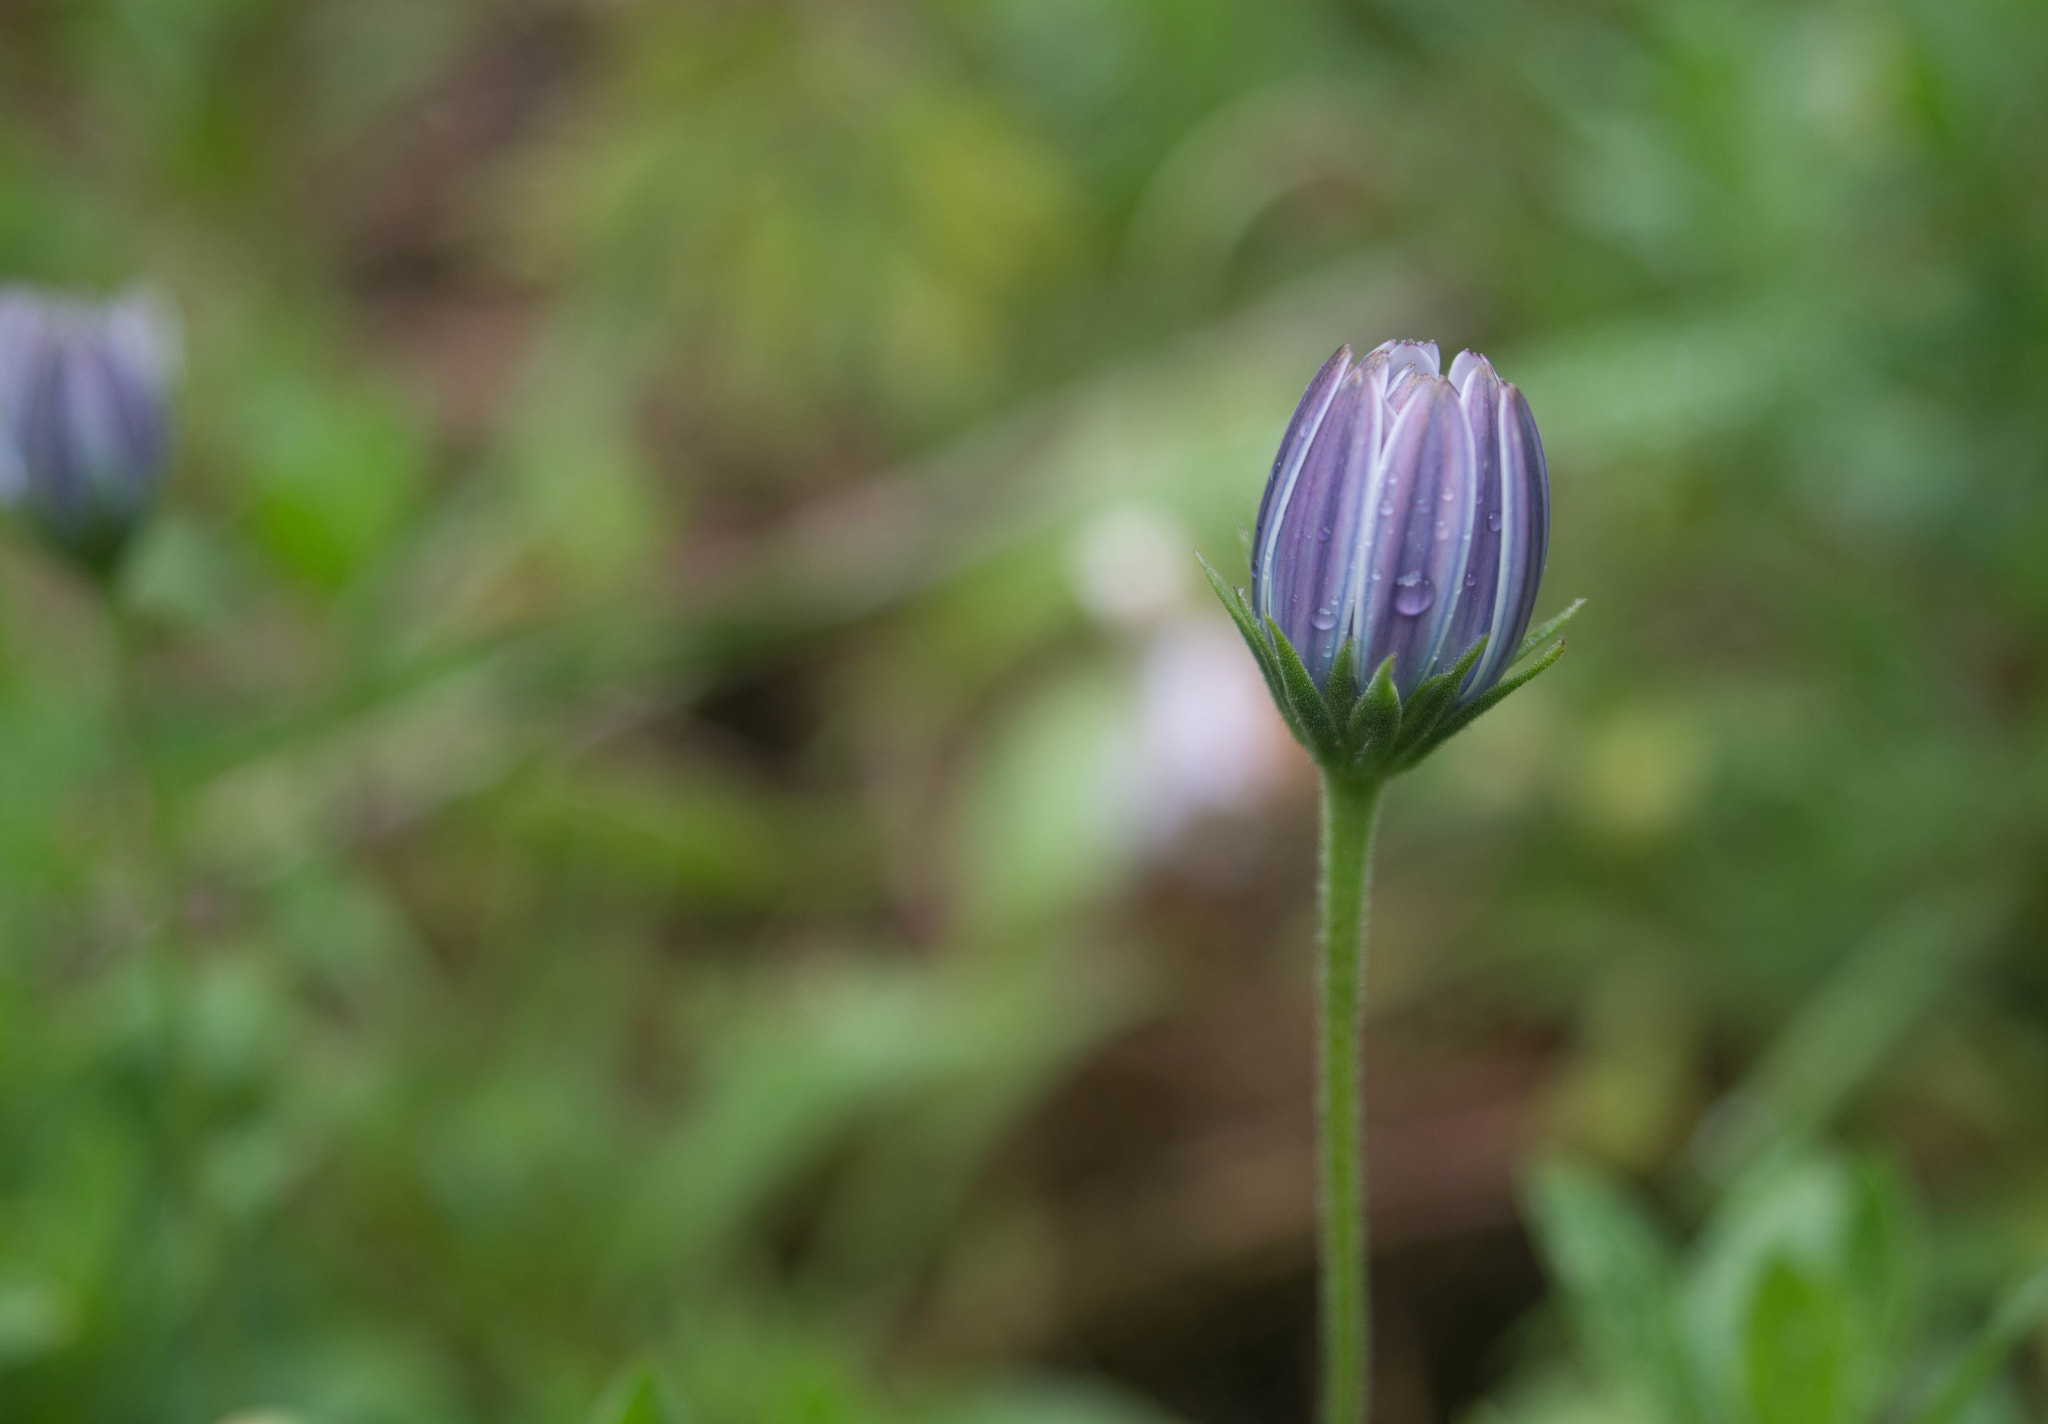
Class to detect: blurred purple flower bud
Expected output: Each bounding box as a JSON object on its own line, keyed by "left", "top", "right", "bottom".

{"left": 0, "top": 286, "right": 179, "bottom": 577}
{"left": 1249, "top": 340, "right": 1549, "bottom": 707}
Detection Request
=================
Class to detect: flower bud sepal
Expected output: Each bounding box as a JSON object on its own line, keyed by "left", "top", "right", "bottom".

{"left": 1201, "top": 551, "right": 1581, "bottom": 781}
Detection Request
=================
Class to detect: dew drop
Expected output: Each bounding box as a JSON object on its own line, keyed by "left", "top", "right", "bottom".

{"left": 1311, "top": 605, "right": 1339, "bottom": 631}
{"left": 1464, "top": 572, "right": 1478, "bottom": 588}
{"left": 1392, "top": 572, "right": 1434, "bottom": 617}
{"left": 1319, "top": 525, "right": 1331, "bottom": 541}
{"left": 1435, "top": 521, "right": 1450, "bottom": 541}
{"left": 1379, "top": 499, "right": 1394, "bottom": 517}
{"left": 1442, "top": 488, "right": 1456, "bottom": 502}
{"left": 1486, "top": 511, "right": 1503, "bottom": 533}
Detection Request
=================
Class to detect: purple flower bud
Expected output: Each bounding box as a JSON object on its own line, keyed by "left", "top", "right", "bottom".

{"left": 1249, "top": 340, "right": 1549, "bottom": 706}
{"left": 0, "top": 286, "right": 178, "bottom": 577}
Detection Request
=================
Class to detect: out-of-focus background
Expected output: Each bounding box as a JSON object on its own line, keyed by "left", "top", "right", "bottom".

{"left": 3, "top": 2, "right": 2048, "bottom": 1422}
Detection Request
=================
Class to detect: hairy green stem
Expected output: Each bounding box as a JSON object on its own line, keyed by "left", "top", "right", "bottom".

{"left": 1317, "top": 772, "right": 1384, "bottom": 1424}
{"left": 106, "top": 594, "right": 181, "bottom": 897}
{"left": 105, "top": 591, "right": 186, "bottom": 1152}
{"left": 104, "top": 588, "right": 213, "bottom": 1417}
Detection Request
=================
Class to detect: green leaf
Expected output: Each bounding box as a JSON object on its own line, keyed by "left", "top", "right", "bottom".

{"left": 1264, "top": 616, "right": 1340, "bottom": 757}
{"left": 589, "top": 1367, "right": 684, "bottom": 1424}
{"left": 1347, "top": 655, "right": 1401, "bottom": 753}
{"left": 0, "top": 1275, "right": 75, "bottom": 1368}
{"left": 1687, "top": 1154, "right": 1859, "bottom": 1419}
{"left": 1746, "top": 1255, "right": 1850, "bottom": 1424}
{"left": 1695, "top": 889, "right": 2013, "bottom": 1182}
{"left": 1902, "top": 1263, "right": 2048, "bottom": 1424}
{"left": 1523, "top": 1160, "right": 1708, "bottom": 1424}
{"left": 235, "top": 365, "right": 427, "bottom": 592}
{"left": 1842, "top": 1156, "right": 1917, "bottom": 1391}
{"left": 949, "top": 1378, "right": 1178, "bottom": 1424}
{"left": 1516, "top": 598, "right": 1586, "bottom": 662}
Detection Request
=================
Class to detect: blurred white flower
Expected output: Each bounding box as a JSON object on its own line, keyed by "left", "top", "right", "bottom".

{"left": 1129, "top": 616, "right": 1292, "bottom": 850}
{"left": 1069, "top": 501, "right": 1193, "bottom": 629}
{"left": 1066, "top": 503, "right": 1293, "bottom": 855}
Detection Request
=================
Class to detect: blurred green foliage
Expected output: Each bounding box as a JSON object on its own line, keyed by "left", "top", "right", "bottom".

{"left": 2, "top": 0, "right": 2048, "bottom": 1421}
{"left": 1506, "top": 1150, "right": 2048, "bottom": 1424}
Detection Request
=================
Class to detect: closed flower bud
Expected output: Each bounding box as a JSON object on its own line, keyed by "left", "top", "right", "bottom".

{"left": 1206, "top": 340, "right": 1575, "bottom": 775}
{"left": 0, "top": 287, "right": 178, "bottom": 578}
{"left": 1253, "top": 340, "right": 1547, "bottom": 703}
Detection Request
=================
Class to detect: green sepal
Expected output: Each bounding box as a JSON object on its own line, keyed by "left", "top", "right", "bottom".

{"left": 1199, "top": 553, "right": 1288, "bottom": 714}
{"left": 1265, "top": 615, "right": 1342, "bottom": 756}
{"left": 1324, "top": 638, "right": 1361, "bottom": 730}
{"left": 1197, "top": 551, "right": 1259, "bottom": 644}
{"left": 1390, "top": 636, "right": 1490, "bottom": 764}
{"left": 1417, "top": 634, "right": 1568, "bottom": 755}
{"left": 1518, "top": 597, "right": 1585, "bottom": 661}
{"left": 1200, "top": 552, "right": 1342, "bottom": 759}
{"left": 1393, "top": 601, "right": 1582, "bottom": 765}
{"left": 1205, "top": 545, "right": 1580, "bottom": 778}
{"left": 1346, "top": 655, "right": 1402, "bottom": 758}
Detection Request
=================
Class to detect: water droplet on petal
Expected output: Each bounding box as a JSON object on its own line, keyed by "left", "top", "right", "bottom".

{"left": 1311, "top": 605, "right": 1339, "bottom": 631}
{"left": 1379, "top": 499, "right": 1394, "bottom": 517}
{"left": 1486, "top": 511, "right": 1503, "bottom": 533}
{"left": 1393, "top": 572, "right": 1434, "bottom": 617}
{"left": 1319, "top": 525, "right": 1331, "bottom": 540}
{"left": 1442, "top": 488, "right": 1456, "bottom": 502}
{"left": 1435, "top": 521, "right": 1450, "bottom": 540}
{"left": 1464, "top": 572, "right": 1477, "bottom": 587}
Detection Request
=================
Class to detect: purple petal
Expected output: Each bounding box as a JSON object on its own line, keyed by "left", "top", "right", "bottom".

{"left": 1366, "top": 338, "right": 1441, "bottom": 377}
{"left": 1355, "top": 375, "right": 1475, "bottom": 695}
{"left": 1436, "top": 355, "right": 1505, "bottom": 684}
{"left": 75, "top": 334, "right": 167, "bottom": 507}
{"left": 1251, "top": 346, "right": 1351, "bottom": 605}
{"left": 1263, "top": 367, "right": 1370, "bottom": 685}
{"left": 1465, "top": 380, "right": 1550, "bottom": 698}
{"left": 1330, "top": 383, "right": 1390, "bottom": 681}
{"left": 19, "top": 341, "right": 90, "bottom": 525}
{"left": 1446, "top": 348, "right": 1489, "bottom": 395}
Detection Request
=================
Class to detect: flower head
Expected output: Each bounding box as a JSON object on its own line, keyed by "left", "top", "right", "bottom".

{"left": 1205, "top": 339, "right": 1575, "bottom": 777}
{"left": 0, "top": 286, "right": 178, "bottom": 577}
{"left": 1250, "top": 340, "right": 1548, "bottom": 705}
